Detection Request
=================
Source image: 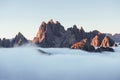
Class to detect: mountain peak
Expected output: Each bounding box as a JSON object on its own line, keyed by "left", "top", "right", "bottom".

{"left": 92, "top": 30, "right": 101, "bottom": 35}
{"left": 13, "top": 32, "right": 28, "bottom": 46}
{"left": 55, "top": 21, "right": 61, "bottom": 24}
{"left": 73, "top": 25, "right": 77, "bottom": 29}
{"left": 40, "top": 21, "right": 46, "bottom": 28}
{"left": 80, "top": 26, "right": 85, "bottom": 33}
{"left": 48, "top": 19, "right": 54, "bottom": 24}
{"left": 41, "top": 21, "right": 46, "bottom": 25}
{"left": 17, "top": 32, "right": 23, "bottom": 37}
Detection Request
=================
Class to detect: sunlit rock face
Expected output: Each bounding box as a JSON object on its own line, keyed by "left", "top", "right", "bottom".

{"left": 90, "top": 34, "right": 115, "bottom": 47}
{"left": 71, "top": 39, "right": 87, "bottom": 49}
{"left": 91, "top": 35, "right": 100, "bottom": 47}
{"left": 100, "top": 36, "right": 115, "bottom": 47}
{"left": 33, "top": 19, "right": 115, "bottom": 48}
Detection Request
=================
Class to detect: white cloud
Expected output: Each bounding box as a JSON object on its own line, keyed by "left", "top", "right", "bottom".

{"left": 0, "top": 46, "right": 120, "bottom": 80}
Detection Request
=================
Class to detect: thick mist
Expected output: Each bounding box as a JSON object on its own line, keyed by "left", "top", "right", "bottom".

{"left": 0, "top": 46, "right": 120, "bottom": 80}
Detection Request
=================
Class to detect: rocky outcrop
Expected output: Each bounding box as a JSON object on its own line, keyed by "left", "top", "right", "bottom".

{"left": 71, "top": 38, "right": 114, "bottom": 52}
{"left": 100, "top": 36, "right": 115, "bottom": 47}
{"left": 71, "top": 39, "right": 95, "bottom": 52}
{"left": 12, "top": 32, "right": 28, "bottom": 46}
{"left": 0, "top": 32, "right": 28, "bottom": 48}
{"left": 71, "top": 39, "right": 87, "bottom": 49}
{"left": 90, "top": 34, "right": 114, "bottom": 47}
{"left": 33, "top": 20, "right": 115, "bottom": 50}
{"left": 82, "top": 44, "right": 95, "bottom": 52}
{"left": 33, "top": 19, "right": 66, "bottom": 47}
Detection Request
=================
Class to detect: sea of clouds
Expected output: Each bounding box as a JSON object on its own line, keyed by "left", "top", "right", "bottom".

{"left": 0, "top": 45, "right": 120, "bottom": 80}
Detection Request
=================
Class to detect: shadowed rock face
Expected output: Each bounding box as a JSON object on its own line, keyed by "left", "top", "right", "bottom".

{"left": 60, "top": 25, "right": 84, "bottom": 47}
{"left": 0, "top": 39, "right": 1, "bottom": 47}
{"left": 1, "top": 38, "right": 11, "bottom": 48}
{"left": 33, "top": 20, "right": 115, "bottom": 49}
{"left": 12, "top": 32, "right": 28, "bottom": 46}
{"left": 106, "top": 33, "right": 120, "bottom": 43}
{"left": 95, "top": 47, "right": 114, "bottom": 52}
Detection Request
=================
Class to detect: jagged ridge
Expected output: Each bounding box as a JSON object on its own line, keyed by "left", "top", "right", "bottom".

{"left": 33, "top": 19, "right": 115, "bottom": 49}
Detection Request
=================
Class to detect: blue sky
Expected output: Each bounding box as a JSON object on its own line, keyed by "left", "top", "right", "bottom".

{"left": 0, "top": 0, "right": 120, "bottom": 39}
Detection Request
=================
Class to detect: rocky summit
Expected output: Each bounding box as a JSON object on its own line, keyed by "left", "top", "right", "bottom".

{"left": 33, "top": 19, "right": 116, "bottom": 51}
{"left": 11, "top": 32, "right": 28, "bottom": 46}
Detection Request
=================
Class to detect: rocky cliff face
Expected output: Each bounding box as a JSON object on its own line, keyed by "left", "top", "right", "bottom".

{"left": 33, "top": 19, "right": 66, "bottom": 47}
{"left": 100, "top": 36, "right": 115, "bottom": 47}
{"left": 12, "top": 32, "right": 28, "bottom": 46}
{"left": 71, "top": 39, "right": 87, "bottom": 49}
{"left": 60, "top": 25, "right": 83, "bottom": 47}
{"left": 33, "top": 20, "right": 115, "bottom": 48}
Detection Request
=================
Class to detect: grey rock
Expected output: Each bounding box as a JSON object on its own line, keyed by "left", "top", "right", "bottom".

{"left": 82, "top": 44, "right": 95, "bottom": 52}
{"left": 0, "top": 38, "right": 1, "bottom": 47}
{"left": 12, "top": 32, "right": 28, "bottom": 46}
{"left": 1, "top": 38, "right": 11, "bottom": 48}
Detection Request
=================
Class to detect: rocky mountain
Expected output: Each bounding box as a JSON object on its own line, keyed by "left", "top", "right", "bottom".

{"left": 33, "top": 19, "right": 66, "bottom": 47}
{"left": 106, "top": 33, "right": 120, "bottom": 43}
{"left": 0, "top": 19, "right": 116, "bottom": 52}
{"left": 12, "top": 32, "right": 28, "bottom": 46}
{"left": 33, "top": 20, "right": 115, "bottom": 50}
{"left": 0, "top": 32, "right": 28, "bottom": 48}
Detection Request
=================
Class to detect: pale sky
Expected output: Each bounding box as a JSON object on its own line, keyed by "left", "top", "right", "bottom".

{"left": 0, "top": 0, "right": 120, "bottom": 40}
